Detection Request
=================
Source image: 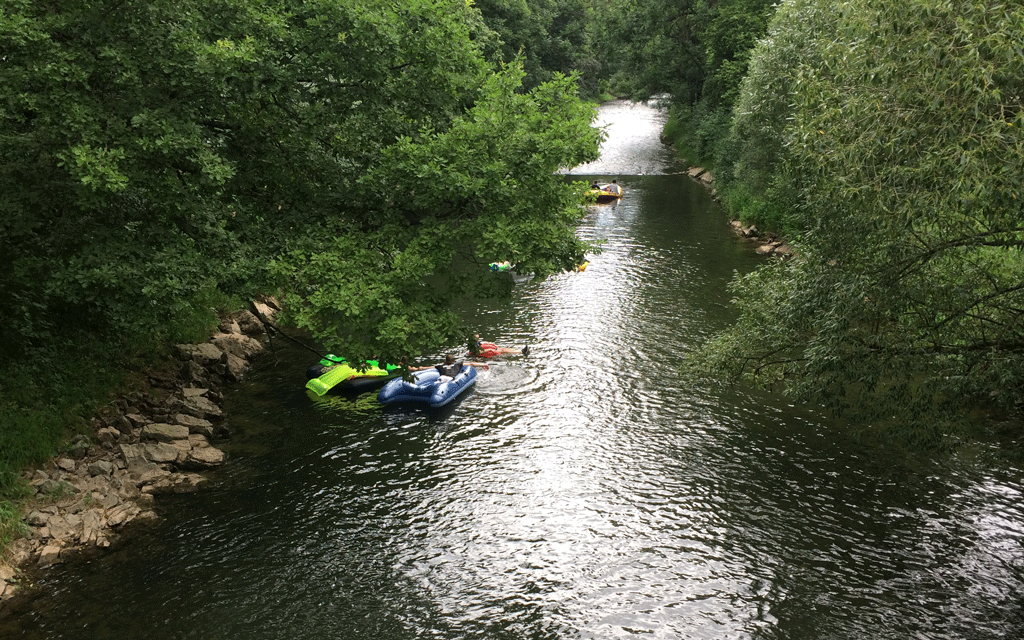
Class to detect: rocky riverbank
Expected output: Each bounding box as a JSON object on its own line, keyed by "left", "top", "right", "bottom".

{"left": 680, "top": 166, "right": 794, "bottom": 259}
{"left": 0, "top": 299, "right": 280, "bottom": 605}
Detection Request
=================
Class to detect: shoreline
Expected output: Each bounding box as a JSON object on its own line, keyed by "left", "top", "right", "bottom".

{"left": 0, "top": 299, "right": 281, "bottom": 606}
{"left": 677, "top": 165, "right": 794, "bottom": 259}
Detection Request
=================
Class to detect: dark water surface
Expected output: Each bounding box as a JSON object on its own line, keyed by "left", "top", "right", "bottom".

{"left": 4, "top": 101, "right": 1024, "bottom": 640}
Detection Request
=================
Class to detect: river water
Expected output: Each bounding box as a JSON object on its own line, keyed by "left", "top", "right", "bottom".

{"left": 4, "top": 101, "right": 1024, "bottom": 640}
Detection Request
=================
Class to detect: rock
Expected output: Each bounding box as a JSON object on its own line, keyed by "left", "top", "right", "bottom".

{"left": 176, "top": 342, "right": 225, "bottom": 367}
{"left": 119, "top": 444, "right": 147, "bottom": 469}
{"left": 99, "top": 492, "right": 121, "bottom": 510}
{"left": 4, "top": 304, "right": 270, "bottom": 587}
{"left": 144, "top": 473, "right": 208, "bottom": 494}
{"left": 182, "top": 359, "right": 210, "bottom": 385}
{"left": 219, "top": 318, "right": 241, "bottom": 334}
{"left": 251, "top": 300, "right": 278, "bottom": 323}
{"left": 25, "top": 510, "right": 52, "bottom": 527}
{"left": 224, "top": 352, "right": 248, "bottom": 381}
{"left": 37, "top": 544, "right": 62, "bottom": 566}
{"left": 211, "top": 332, "right": 264, "bottom": 359}
{"left": 106, "top": 503, "right": 141, "bottom": 528}
{"left": 35, "top": 478, "right": 62, "bottom": 495}
{"left": 124, "top": 413, "right": 150, "bottom": 430}
{"left": 88, "top": 460, "right": 115, "bottom": 477}
{"left": 173, "top": 413, "right": 215, "bottom": 438}
{"left": 80, "top": 509, "right": 105, "bottom": 545}
{"left": 233, "top": 310, "right": 265, "bottom": 335}
{"left": 130, "top": 461, "right": 170, "bottom": 485}
{"left": 142, "top": 442, "right": 181, "bottom": 464}
{"left": 66, "top": 435, "right": 90, "bottom": 460}
{"left": 45, "top": 514, "right": 78, "bottom": 543}
{"left": 180, "top": 446, "right": 225, "bottom": 470}
{"left": 96, "top": 427, "right": 121, "bottom": 447}
{"left": 141, "top": 423, "right": 190, "bottom": 442}
{"left": 178, "top": 394, "right": 223, "bottom": 420}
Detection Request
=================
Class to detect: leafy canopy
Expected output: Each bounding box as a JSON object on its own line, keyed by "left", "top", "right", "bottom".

{"left": 691, "top": 0, "right": 1024, "bottom": 443}
{"left": 0, "top": 0, "right": 601, "bottom": 376}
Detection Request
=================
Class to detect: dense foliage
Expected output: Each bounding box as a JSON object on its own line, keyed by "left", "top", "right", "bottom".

{"left": 475, "top": 0, "right": 601, "bottom": 93}
{"left": 691, "top": 0, "right": 1024, "bottom": 442}
{"left": 597, "top": 0, "right": 775, "bottom": 163}
{"left": 0, "top": 0, "right": 602, "bottom": 536}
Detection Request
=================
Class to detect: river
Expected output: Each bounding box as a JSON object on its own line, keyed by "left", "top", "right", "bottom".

{"left": 3, "top": 100, "right": 1023, "bottom": 640}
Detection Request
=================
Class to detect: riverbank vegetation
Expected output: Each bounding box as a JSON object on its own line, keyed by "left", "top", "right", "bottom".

{"left": 3, "top": 0, "right": 1023, "bottom": 552}
{"left": 603, "top": 0, "right": 1024, "bottom": 446}
{"left": 0, "top": 0, "right": 604, "bottom": 549}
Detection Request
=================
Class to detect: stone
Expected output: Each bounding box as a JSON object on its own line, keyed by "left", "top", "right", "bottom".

{"left": 66, "top": 435, "right": 91, "bottom": 460}
{"left": 173, "top": 413, "right": 215, "bottom": 438}
{"left": 144, "top": 473, "right": 208, "bottom": 494}
{"left": 180, "top": 446, "right": 225, "bottom": 470}
{"left": 106, "top": 503, "right": 140, "bottom": 528}
{"left": 80, "top": 509, "right": 104, "bottom": 545}
{"left": 119, "top": 444, "right": 147, "bottom": 468}
{"left": 142, "top": 442, "right": 181, "bottom": 464}
{"left": 25, "top": 510, "right": 51, "bottom": 527}
{"left": 233, "top": 309, "right": 264, "bottom": 335}
{"left": 55, "top": 457, "right": 76, "bottom": 472}
{"left": 131, "top": 462, "right": 170, "bottom": 485}
{"left": 141, "top": 423, "right": 190, "bottom": 442}
{"left": 88, "top": 460, "right": 115, "bottom": 476}
{"left": 46, "top": 514, "right": 76, "bottom": 542}
{"left": 251, "top": 300, "right": 277, "bottom": 323}
{"left": 224, "top": 352, "right": 248, "bottom": 381}
{"left": 176, "top": 342, "right": 225, "bottom": 367}
{"left": 124, "top": 413, "right": 150, "bottom": 429}
{"left": 211, "top": 332, "right": 264, "bottom": 359}
{"left": 96, "top": 427, "right": 121, "bottom": 446}
{"left": 178, "top": 394, "right": 223, "bottom": 420}
{"left": 37, "top": 544, "right": 62, "bottom": 566}
{"left": 183, "top": 359, "right": 209, "bottom": 384}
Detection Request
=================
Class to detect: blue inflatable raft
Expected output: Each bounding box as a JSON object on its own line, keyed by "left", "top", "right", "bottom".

{"left": 377, "top": 365, "right": 478, "bottom": 407}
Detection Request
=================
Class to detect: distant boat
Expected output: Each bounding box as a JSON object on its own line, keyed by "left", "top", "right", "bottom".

{"left": 587, "top": 183, "right": 623, "bottom": 203}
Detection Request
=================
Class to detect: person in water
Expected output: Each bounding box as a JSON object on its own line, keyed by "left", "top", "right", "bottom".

{"left": 468, "top": 333, "right": 529, "bottom": 357}
{"left": 408, "top": 354, "right": 487, "bottom": 381}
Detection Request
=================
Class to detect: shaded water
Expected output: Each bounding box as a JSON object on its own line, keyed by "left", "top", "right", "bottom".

{"left": 4, "top": 101, "right": 1024, "bottom": 640}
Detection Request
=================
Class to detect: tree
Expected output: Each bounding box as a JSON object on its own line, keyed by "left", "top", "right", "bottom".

{"left": 691, "top": 0, "right": 1024, "bottom": 443}
{"left": 273, "top": 63, "right": 602, "bottom": 362}
{"left": 0, "top": 0, "right": 603, "bottom": 519}
{"left": 474, "top": 0, "right": 598, "bottom": 92}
